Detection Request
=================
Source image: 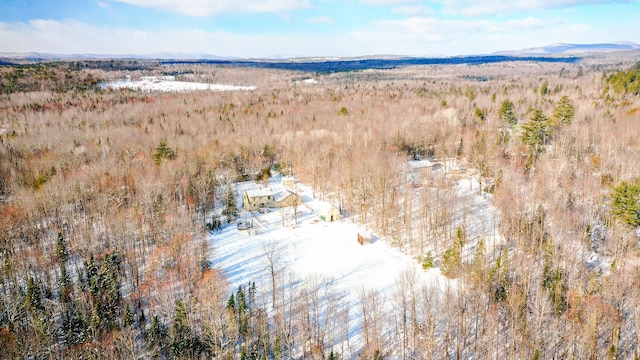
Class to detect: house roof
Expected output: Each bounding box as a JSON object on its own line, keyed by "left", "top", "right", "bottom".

{"left": 282, "top": 176, "right": 296, "bottom": 183}
{"left": 317, "top": 202, "right": 338, "bottom": 214}
{"left": 273, "top": 189, "right": 294, "bottom": 202}
{"left": 245, "top": 188, "right": 276, "bottom": 198}
{"left": 245, "top": 186, "right": 298, "bottom": 202}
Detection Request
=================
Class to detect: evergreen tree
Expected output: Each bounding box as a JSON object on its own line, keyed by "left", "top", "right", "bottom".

{"left": 441, "top": 238, "right": 462, "bottom": 278}
{"left": 227, "top": 293, "right": 236, "bottom": 311}
{"left": 222, "top": 187, "right": 238, "bottom": 221}
{"left": 498, "top": 99, "right": 517, "bottom": 128}
{"left": 236, "top": 286, "right": 247, "bottom": 313}
{"left": 24, "top": 277, "right": 44, "bottom": 313}
{"left": 123, "top": 304, "right": 134, "bottom": 327}
{"left": 83, "top": 253, "right": 122, "bottom": 335}
{"left": 61, "top": 304, "right": 89, "bottom": 346}
{"left": 146, "top": 315, "right": 168, "bottom": 358}
{"left": 153, "top": 141, "right": 176, "bottom": 165}
{"left": 59, "top": 264, "right": 71, "bottom": 302}
{"left": 606, "top": 64, "right": 640, "bottom": 96}
{"left": 199, "top": 239, "right": 210, "bottom": 273}
{"left": 521, "top": 109, "right": 553, "bottom": 154}
{"left": 542, "top": 262, "right": 568, "bottom": 315}
{"left": 552, "top": 95, "right": 575, "bottom": 125}
{"left": 55, "top": 232, "right": 69, "bottom": 263}
{"left": 170, "top": 299, "right": 196, "bottom": 357}
{"left": 456, "top": 138, "right": 464, "bottom": 158}
{"left": 610, "top": 180, "right": 640, "bottom": 227}
{"left": 539, "top": 80, "right": 550, "bottom": 96}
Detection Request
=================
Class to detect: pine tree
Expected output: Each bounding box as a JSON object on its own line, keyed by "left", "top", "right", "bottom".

{"left": 199, "top": 238, "right": 210, "bottom": 273}
{"left": 542, "top": 261, "right": 568, "bottom": 315}
{"left": 456, "top": 138, "right": 464, "bottom": 158}
{"left": 55, "top": 232, "right": 69, "bottom": 263}
{"left": 227, "top": 293, "right": 236, "bottom": 311}
{"left": 552, "top": 95, "right": 575, "bottom": 125}
{"left": 521, "top": 109, "right": 553, "bottom": 154}
{"left": 83, "top": 253, "right": 122, "bottom": 335}
{"left": 62, "top": 305, "right": 89, "bottom": 346}
{"left": 153, "top": 141, "right": 176, "bottom": 165}
{"left": 610, "top": 180, "right": 640, "bottom": 227}
{"left": 222, "top": 187, "right": 238, "bottom": 221}
{"left": 441, "top": 242, "right": 462, "bottom": 278}
{"left": 123, "top": 304, "right": 134, "bottom": 327}
{"left": 498, "top": 99, "right": 517, "bottom": 128}
{"left": 170, "top": 299, "right": 193, "bottom": 357}
{"left": 24, "top": 277, "right": 43, "bottom": 312}
{"left": 59, "top": 264, "right": 71, "bottom": 302}
{"left": 539, "top": 80, "right": 550, "bottom": 96}
{"left": 146, "top": 315, "right": 168, "bottom": 358}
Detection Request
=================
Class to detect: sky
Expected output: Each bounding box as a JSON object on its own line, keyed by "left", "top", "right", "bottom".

{"left": 0, "top": 0, "right": 639, "bottom": 58}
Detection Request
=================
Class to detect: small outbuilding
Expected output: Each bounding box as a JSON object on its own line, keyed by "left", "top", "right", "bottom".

{"left": 282, "top": 176, "right": 296, "bottom": 189}
{"left": 237, "top": 218, "right": 253, "bottom": 230}
{"left": 319, "top": 203, "right": 341, "bottom": 222}
{"left": 357, "top": 233, "right": 372, "bottom": 245}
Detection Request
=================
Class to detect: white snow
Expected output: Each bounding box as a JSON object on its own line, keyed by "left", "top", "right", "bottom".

{"left": 207, "top": 165, "right": 504, "bottom": 357}
{"left": 209, "top": 178, "right": 459, "bottom": 357}
{"left": 408, "top": 159, "right": 434, "bottom": 169}
{"left": 102, "top": 76, "right": 255, "bottom": 92}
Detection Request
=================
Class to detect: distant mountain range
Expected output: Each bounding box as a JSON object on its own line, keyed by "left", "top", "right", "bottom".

{"left": 1, "top": 42, "right": 638, "bottom": 63}
{"left": 493, "top": 42, "right": 640, "bottom": 55}
{"left": 0, "top": 52, "right": 239, "bottom": 61}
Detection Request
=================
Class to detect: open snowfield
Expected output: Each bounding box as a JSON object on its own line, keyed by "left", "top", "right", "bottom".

{"left": 208, "top": 177, "right": 466, "bottom": 357}
{"left": 102, "top": 76, "right": 255, "bottom": 92}
{"left": 211, "top": 196, "right": 453, "bottom": 297}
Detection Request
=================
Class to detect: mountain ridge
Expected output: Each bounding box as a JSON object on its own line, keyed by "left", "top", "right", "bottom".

{"left": 1, "top": 42, "right": 638, "bottom": 62}
{"left": 493, "top": 42, "right": 640, "bottom": 55}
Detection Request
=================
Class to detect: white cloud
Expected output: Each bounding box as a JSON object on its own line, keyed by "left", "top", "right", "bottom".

{"left": 347, "top": 15, "right": 611, "bottom": 55}
{"left": 505, "top": 16, "right": 546, "bottom": 29}
{"left": 358, "top": 0, "right": 421, "bottom": 5}
{"left": 96, "top": 1, "right": 110, "bottom": 8}
{"left": 113, "top": 0, "right": 310, "bottom": 16}
{"left": 434, "top": 0, "right": 628, "bottom": 16}
{"left": 0, "top": 19, "right": 345, "bottom": 57}
{"left": 392, "top": 4, "right": 432, "bottom": 15}
{"left": 0, "top": 16, "right": 630, "bottom": 58}
{"left": 308, "top": 16, "right": 334, "bottom": 24}
{"left": 360, "top": 15, "right": 549, "bottom": 37}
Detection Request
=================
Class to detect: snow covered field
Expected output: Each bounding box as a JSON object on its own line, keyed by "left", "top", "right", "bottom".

{"left": 208, "top": 177, "right": 467, "bottom": 357}
{"left": 102, "top": 76, "right": 255, "bottom": 92}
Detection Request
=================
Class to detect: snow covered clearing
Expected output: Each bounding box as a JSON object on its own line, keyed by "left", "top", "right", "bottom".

{"left": 208, "top": 172, "right": 505, "bottom": 357}
{"left": 102, "top": 76, "right": 255, "bottom": 92}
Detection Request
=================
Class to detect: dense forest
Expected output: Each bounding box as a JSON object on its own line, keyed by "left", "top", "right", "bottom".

{"left": 1, "top": 53, "right": 640, "bottom": 359}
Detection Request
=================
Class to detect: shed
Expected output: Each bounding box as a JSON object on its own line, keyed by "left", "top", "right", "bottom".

{"left": 282, "top": 176, "right": 296, "bottom": 188}
{"left": 357, "top": 233, "right": 372, "bottom": 245}
{"left": 319, "top": 203, "right": 341, "bottom": 222}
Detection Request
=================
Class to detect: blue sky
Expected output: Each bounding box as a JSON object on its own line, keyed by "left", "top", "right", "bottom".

{"left": 1, "top": 0, "right": 639, "bottom": 57}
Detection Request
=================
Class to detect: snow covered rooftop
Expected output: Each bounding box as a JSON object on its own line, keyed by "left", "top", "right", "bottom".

{"left": 245, "top": 188, "right": 277, "bottom": 198}
{"left": 316, "top": 202, "right": 338, "bottom": 214}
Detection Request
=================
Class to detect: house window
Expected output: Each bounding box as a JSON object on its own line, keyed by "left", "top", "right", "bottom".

{"left": 267, "top": 195, "right": 271, "bottom": 200}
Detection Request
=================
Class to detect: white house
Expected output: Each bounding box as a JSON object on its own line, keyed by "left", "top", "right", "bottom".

{"left": 243, "top": 186, "right": 302, "bottom": 210}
